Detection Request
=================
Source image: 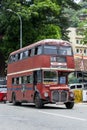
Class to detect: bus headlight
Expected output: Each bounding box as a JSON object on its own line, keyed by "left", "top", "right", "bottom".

{"left": 70, "top": 92, "right": 74, "bottom": 98}
{"left": 44, "top": 92, "right": 49, "bottom": 97}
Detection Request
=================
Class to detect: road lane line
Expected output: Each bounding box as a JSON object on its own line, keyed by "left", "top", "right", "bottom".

{"left": 39, "top": 111, "right": 87, "bottom": 122}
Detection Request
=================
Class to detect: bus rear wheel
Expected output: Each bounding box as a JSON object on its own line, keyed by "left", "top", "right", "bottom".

{"left": 12, "top": 93, "right": 21, "bottom": 106}
{"left": 65, "top": 102, "right": 74, "bottom": 109}
{"left": 34, "top": 94, "right": 43, "bottom": 108}
{"left": 12, "top": 93, "right": 17, "bottom": 105}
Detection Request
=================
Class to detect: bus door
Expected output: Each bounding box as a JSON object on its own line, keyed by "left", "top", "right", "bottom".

{"left": 33, "top": 70, "right": 42, "bottom": 93}
{"left": 21, "top": 70, "right": 42, "bottom": 102}
{"left": 24, "top": 70, "right": 42, "bottom": 102}
{"left": 21, "top": 74, "right": 34, "bottom": 101}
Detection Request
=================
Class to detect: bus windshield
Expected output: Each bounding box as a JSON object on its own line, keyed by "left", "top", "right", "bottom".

{"left": 43, "top": 71, "right": 58, "bottom": 84}
{"left": 58, "top": 46, "right": 72, "bottom": 56}
{"left": 44, "top": 45, "right": 57, "bottom": 55}
{"left": 44, "top": 45, "right": 72, "bottom": 56}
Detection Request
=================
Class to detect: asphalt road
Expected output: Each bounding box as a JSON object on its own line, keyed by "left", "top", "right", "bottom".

{"left": 0, "top": 102, "right": 87, "bottom": 130}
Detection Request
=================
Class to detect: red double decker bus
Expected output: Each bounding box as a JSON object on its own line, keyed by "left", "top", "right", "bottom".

{"left": 7, "top": 39, "right": 75, "bottom": 108}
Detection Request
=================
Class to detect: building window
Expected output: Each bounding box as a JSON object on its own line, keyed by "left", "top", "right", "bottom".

{"left": 76, "top": 39, "right": 81, "bottom": 44}
{"left": 84, "top": 49, "right": 86, "bottom": 54}
{"left": 76, "top": 40, "right": 79, "bottom": 44}
{"left": 76, "top": 49, "right": 79, "bottom": 53}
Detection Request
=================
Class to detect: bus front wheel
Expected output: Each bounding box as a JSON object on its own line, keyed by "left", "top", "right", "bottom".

{"left": 65, "top": 102, "right": 74, "bottom": 109}
{"left": 34, "top": 94, "right": 43, "bottom": 108}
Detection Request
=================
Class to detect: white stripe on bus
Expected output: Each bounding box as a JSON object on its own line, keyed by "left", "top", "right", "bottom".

{"left": 7, "top": 67, "right": 75, "bottom": 76}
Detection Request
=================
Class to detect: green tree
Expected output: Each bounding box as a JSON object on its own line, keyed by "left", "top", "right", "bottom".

{"left": 0, "top": 0, "right": 62, "bottom": 53}
{"left": 76, "top": 1, "right": 87, "bottom": 44}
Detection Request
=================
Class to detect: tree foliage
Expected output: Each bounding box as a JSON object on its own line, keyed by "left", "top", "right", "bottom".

{"left": 76, "top": 1, "right": 87, "bottom": 44}
{"left": 0, "top": 0, "right": 60, "bottom": 58}
{"left": 0, "top": 0, "right": 80, "bottom": 60}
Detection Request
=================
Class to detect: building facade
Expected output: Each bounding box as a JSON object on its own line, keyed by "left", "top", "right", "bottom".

{"left": 68, "top": 27, "right": 87, "bottom": 72}
{"left": 68, "top": 27, "right": 87, "bottom": 83}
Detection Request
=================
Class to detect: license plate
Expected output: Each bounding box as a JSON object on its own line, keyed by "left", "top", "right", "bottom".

{"left": 56, "top": 102, "right": 63, "bottom": 105}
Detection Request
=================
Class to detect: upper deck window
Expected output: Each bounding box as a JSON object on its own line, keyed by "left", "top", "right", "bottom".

{"left": 22, "top": 50, "right": 29, "bottom": 58}
{"left": 35, "top": 46, "right": 42, "bottom": 55}
{"left": 30, "top": 48, "right": 35, "bottom": 56}
{"left": 44, "top": 45, "right": 57, "bottom": 55}
{"left": 28, "top": 49, "right": 31, "bottom": 56}
{"left": 58, "top": 46, "right": 72, "bottom": 56}
{"left": 15, "top": 53, "right": 20, "bottom": 61}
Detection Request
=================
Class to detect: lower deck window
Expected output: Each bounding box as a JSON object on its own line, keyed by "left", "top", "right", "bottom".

{"left": 43, "top": 71, "right": 58, "bottom": 84}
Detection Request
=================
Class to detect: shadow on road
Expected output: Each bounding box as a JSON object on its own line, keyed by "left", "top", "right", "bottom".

{"left": 7, "top": 102, "right": 66, "bottom": 110}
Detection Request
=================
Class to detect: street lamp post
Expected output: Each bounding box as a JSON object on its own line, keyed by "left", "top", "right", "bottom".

{"left": 7, "top": 9, "right": 22, "bottom": 49}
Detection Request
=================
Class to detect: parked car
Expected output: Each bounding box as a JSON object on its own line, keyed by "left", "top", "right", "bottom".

{"left": 69, "top": 83, "right": 87, "bottom": 90}
{"left": 0, "top": 77, "right": 7, "bottom": 103}
{"left": 69, "top": 83, "right": 87, "bottom": 102}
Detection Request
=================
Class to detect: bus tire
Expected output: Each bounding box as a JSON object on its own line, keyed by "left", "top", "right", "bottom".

{"left": 12, "top": 93, "right": 21, "bottom": 106}
{"left": 4, "top": 100, "right": 6, "bottom": 104}
{"left": 12, "top": 93, "right": 17, "bottom": 105}
{"left": 65, "top": 102, "right": 74, "bottom": 109}
{"left": 34, "top": 94, "right": 43, "bottom": 108}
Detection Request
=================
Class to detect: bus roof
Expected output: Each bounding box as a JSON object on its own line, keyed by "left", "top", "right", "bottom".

{"left": 10, "top": 39, "right": 71, "bottom": 55}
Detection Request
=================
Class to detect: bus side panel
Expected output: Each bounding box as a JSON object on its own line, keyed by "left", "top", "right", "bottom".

{"left": 7, "top": 55, "right": 51, "bottom": 74}
{"left": 7, "top": 76, "right": 23, "bottom": 102}
{"left": 24, "top": 84, "right": 34, "bottom": 102}
{"left": 7, "top": 76, "right": 12, "bottom": 102}
{"left": 67, "top": 57, "right": 75, "bottom": 69}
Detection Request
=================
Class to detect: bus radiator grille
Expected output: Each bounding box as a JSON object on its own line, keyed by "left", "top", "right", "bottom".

{"left": 52, "top": 90, "right": 68, "bottom": 102}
